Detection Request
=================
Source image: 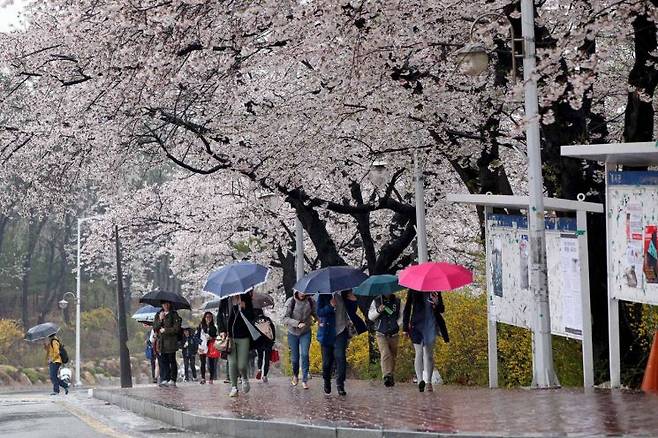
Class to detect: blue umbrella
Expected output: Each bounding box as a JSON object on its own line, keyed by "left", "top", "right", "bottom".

{"left": 294, "top": 266, "right": 368, "bottom": 294}
{"left": 203, "top": 262, "right": 270, "bottom": 299}
{"left": 131, "top": 305, "right": 160, "bottom": 323}
{"left": 354, "top": 274, "right": 405, "bottom": 296}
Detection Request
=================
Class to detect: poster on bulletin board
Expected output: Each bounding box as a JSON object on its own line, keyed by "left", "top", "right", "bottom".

{"left": 607, "top": 171, "right": 658, "bottom": 305}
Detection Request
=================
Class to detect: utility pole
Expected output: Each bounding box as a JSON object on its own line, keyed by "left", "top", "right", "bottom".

{"left": 114, "top": 225, "right": 133, "bottom": 388}
{"left": 414, "top": 152, "right": 428, "bottom": 263}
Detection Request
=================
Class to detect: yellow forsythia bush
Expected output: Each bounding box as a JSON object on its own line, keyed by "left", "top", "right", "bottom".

{"left": 0, "top": 319, "right": 24, "bottom": 363}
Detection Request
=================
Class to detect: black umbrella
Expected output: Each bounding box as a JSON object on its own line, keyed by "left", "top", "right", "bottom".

{"left": 25, "top": 322, "right": 60, "bottom": 342}
{"left": 139, "top": 290, "right": 191, "bottom": 310}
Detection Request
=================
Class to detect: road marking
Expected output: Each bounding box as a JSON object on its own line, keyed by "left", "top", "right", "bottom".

{"left": 58, "top": 399, "right": 133, "bottom": 438}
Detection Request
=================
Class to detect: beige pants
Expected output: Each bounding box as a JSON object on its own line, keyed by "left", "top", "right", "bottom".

{"left": 376, "top": 333, "right": 399, "bottom": 377}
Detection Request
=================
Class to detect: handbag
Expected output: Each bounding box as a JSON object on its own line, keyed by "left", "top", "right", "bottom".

{"left": 216, "top": 336, "right": 232, "bottom": 354}
{"left": 207, "top": 338, "right": 220, "bottom": 359}
{"left": 270, "top": 349, "right": 280, "bottom": 363}
{"left": 145, "top": 342, "right": 154, "bottom": 361}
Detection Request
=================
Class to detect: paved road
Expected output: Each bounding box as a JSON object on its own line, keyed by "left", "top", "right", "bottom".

{"left": 0, "top": 390, "right": 214, "bottom": 438}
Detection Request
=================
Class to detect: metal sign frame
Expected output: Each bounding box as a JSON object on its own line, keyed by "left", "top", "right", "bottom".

{"left": 447, "top": 194, "right": 603, "bottom": 388}
{"left": 562, "top": 141, "right": 658, "bottom": 388}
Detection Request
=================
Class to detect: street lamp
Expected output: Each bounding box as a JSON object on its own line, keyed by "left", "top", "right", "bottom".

{"left": 461, "top": 4, "right": 558, "bottom": 388}
{"left": 369, "top": 155, "right": 428, "bottom": 263}
{"left": 258, "top": 193, "right": 305, "bottom": 281}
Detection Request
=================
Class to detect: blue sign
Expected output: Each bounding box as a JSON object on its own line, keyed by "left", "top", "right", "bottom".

{"left": 608, "top": 171, "right": 658, "bottom": 186}
{"left": 488, "top": 214, "right": 577, "bottom": 232}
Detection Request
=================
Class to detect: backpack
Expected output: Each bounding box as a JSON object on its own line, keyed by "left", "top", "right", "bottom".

{"left": 288, "top": 296, "right": 314, "bottom": 319}
{"left": 255, "top": 316, "right": 274, "bottom": 340}
{"left": 53, "top": 338, "right": 70, "bottom": 364}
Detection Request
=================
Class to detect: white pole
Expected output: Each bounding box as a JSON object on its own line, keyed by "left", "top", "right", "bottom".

{"left": 520, "top": 0, "right": 558, "bottom": 388}
{"left": 605, "top": 163, "right": 621, "bottom": 388}
{"left": 75, "top": 218, "right": 82, "bottom": 387}
{"left": 484, "top": 206, "right": 498, "bottom": 388}
{"left": 414, "top": 152, "right": 428, "bottom": 263}
{"left": 576, "top": 209, "right": 595, "bottom": 387}
{"left": 295, "top": 217, "right": 304, "bottom": 281}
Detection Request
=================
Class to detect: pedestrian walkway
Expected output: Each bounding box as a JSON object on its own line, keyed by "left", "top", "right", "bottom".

{"left": 95, "top": 378, "right": 658, "bottom": 437}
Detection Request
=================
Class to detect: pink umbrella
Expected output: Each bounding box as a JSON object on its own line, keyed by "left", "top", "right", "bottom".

{"left": 398, "top": 262, "right": 473, "bottom": 292}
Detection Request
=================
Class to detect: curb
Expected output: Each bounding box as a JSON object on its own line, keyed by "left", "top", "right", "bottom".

{"left": 92, "top": 388, "right": 511, "bottom": 438}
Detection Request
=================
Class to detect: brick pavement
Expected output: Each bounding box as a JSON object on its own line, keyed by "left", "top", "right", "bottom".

{"left": 111, "top": 378, "right": 658, "bottom": 436}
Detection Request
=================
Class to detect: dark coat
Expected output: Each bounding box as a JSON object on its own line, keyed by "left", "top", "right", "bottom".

{"left": 317, "top": 294, "right": 367, "bottom": 347}
{"left": 402, "top": 290, "right": 449, "bottom": 345}
{"left": 153, "top": 310, "right": 182, "bottom": 354}
{"left": 181, "top": 333, "right": 199, "bottom": 357}
{"left": 217, "top": 293, "right": 255, "bottom": 339}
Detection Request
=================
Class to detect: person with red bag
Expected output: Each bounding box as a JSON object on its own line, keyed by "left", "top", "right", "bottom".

{"left": 196, "top": 311, "right": 218, "bottom": 384}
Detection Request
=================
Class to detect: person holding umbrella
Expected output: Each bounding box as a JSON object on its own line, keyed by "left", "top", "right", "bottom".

{"left": 217, "top": 290, "right": 259, "bottom": 397}
{"left": 369, "top": 292, "right": 403, "bottom": 387}
{"left": 317, "top": 290, "right": 367, "bottom": 396}
{"left": 45, "top": 333, "right": 69, "bottom": 395}
{"left": 153, "top": 301, "right": 182, "bottom": 387}
{"left": 282, "top": 291, "right": 316, "bottom": 389}
{"left": 402, "top": 290, "right": 449, "bottom": 392}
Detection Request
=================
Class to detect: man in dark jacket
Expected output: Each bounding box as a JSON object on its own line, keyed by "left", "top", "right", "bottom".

{"left": 153, "top": 301, "right": 182, "bottom": 387}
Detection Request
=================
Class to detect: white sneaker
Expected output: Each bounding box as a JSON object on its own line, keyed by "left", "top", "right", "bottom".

{"left": 242, "top": 379, "right": 250, "bottom": 394}
{"left": 229, "top": 387, "right": 238, "bottom": 397}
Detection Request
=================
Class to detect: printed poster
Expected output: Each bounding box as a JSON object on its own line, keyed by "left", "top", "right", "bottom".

{"left": 560, "top": 234, "right": 582, "bottom": 336}
{"left": 624, "top": 203, "right": 644, "bottom": 288}
{"left": 644, "top": 225, "right": 658, "bottom": 284}
{"left": 519, "top": 235, "right": 529, "bottom": 290}
{"left": 492, "top": 235, "right": 503, "bottom": 297}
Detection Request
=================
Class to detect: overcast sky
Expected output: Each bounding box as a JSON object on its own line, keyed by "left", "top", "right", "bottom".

{"left": 0, "top": 0, "right": 27, "bottom": 32}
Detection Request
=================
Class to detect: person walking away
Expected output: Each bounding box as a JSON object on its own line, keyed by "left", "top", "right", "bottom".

{"left": 253, "top": 308, "right": 276, "bottom": 383}
{"left": 197, "top": 311, "right": 218, "bottom": 384}
{"left": 182, "top": 327, "right": 198, "bottom": 382}
{"left": 153, "top": 301, "right": 182, "bottom": 387}
{"left": 218, "top": 291, "right": 259, "bottom": 397}
{"left": 403, "top": 290, "right": 449, "bottom": 392}
{"left": 45, "top": 333, "right": 69, "bottom": 395}
{"left": 369, "top": 293, "right": 403, "bottom": 387}
{"left": 317, "top": 290, "right": 367, "bottom": 396}
{"left": 282, "top": 291, "right": 316, "bottom": 389}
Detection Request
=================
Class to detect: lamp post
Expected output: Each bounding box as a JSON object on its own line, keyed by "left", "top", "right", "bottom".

{"left": 458, "top": 2, "right": 559, "bottom": 388}
{"left": 259, "top": 193, "right": 305, "bottom": 281}
{"left": 73, "top": 215, "right": 102, "bottom": 387}
{"left": 369, "top": 155, "right": 428, "bottom": 264}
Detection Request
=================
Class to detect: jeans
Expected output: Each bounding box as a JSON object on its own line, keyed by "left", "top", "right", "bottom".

{"left": 49, "top": 362, "right": 68, "bottom": 394}
{"left": 228, "top": 338, "right": 250, "bottom": 388}
{"left": 256, "top": 347, "right": 272, "bottom": 377}
{"left": 321, "top": 330, "right": 349, "bottom": 389}
{"left": 183, "top": 355, "right": 197, "bottom": 380}
{"left": 376, "top": 334, "right": 399, "bottom": 377}
{"left": 288, "top": 331, "right": 311, "bottom": 382}
{"left": 160, "top": 352, "right": 178, "bottom": 382}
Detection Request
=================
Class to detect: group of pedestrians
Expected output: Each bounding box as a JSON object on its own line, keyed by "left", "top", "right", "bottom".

{"left": 147, "top": 287, "right": 448, "bottom": 397}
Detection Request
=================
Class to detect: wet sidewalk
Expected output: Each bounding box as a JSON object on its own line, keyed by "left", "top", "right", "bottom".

{"left": 94, "top": 378, "right": 658, "bottom": 437}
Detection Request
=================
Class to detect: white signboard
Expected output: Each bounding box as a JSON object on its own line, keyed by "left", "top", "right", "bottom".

{"left": 486, "top": 214, "right": 583, "bottom": 340}
{"left": 607, "top": 171, "right": 658, "bottom": 306}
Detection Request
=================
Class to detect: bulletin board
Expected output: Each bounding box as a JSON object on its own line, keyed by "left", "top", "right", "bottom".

{"left": 486, "top": 214, "right": 584, "bottom": 340}
{"left": 607, "top": 171, "right": 658, "bottom": 306}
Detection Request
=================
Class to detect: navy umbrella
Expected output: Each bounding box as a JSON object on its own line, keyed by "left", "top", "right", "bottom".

{"left": 139, "top": 290, "right": 191, "bottom": 310}
{"left": 203, "top": 262, "right": 269, "bottom": 299}
{"left": 293, "top": 266, "right": 368, "bottom": 295}
{"left": 25, "top": 322, "right": 59, "bottom": 342}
